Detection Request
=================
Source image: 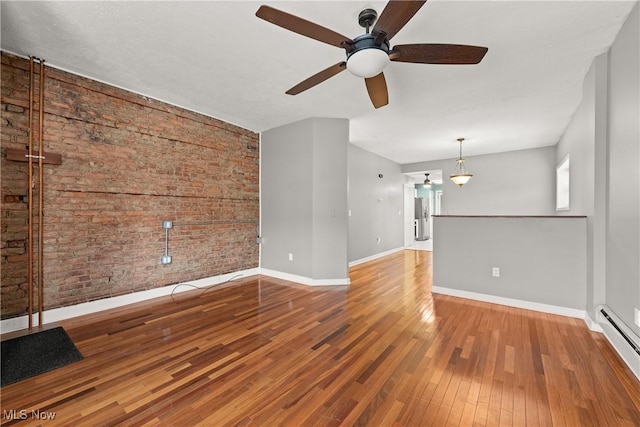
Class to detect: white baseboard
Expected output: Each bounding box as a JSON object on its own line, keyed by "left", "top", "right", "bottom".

{"left": 584, "top": 311, "right": 604, "bottom": 332}
{"left": 258, "top": 268, "right": 350, "bottom": 287}
{"left": 431, "top": 287, "right": 640, "bottom": 381}
{"left": 349, "top": 247, "right": 404, "bottom": 267}
{"left": 431, "top": 286, "right": 588, "bottom": 321}
{"left": 0, "top": 268, "right": 259, "bottom": 334}
{"left": 0, "top": 266, "right": 353, "bottom": 335}
{"left": 599, "top": 321, "right": 640, "bottom": 381}
{"left": 596, "top": 306, "right": 640, "bottom": 381}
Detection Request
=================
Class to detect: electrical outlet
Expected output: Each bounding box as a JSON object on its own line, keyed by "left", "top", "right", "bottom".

{"left": 161, "top": 255, "right": 172, "bottom": 265}
{"left": 376, "top": 237, "right": 381, "bottom": 245}
{"left": 492, "top": 267, "right": 500, "bottom": 277}
{"left": 635, "top": 308, "right": 640, "bottom": 327}
{"left": 288, "top": 253, "right": 293, "bottom": 261}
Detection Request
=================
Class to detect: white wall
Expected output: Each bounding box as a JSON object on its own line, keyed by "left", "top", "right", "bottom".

{"left": 402, "top": 146, "right": 557, "bottom": 216}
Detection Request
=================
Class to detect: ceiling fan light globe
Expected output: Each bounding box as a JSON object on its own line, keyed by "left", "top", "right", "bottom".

{"left": 423, "top": 173, "right": 431, "bottom": 188}
{"left": 346, "top": 48, "right": 390, "bottom": 78}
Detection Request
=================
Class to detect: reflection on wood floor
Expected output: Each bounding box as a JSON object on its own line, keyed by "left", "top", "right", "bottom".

{"left": 1, "top": 250, "right": 639, "bottom": 426}
{"left": 406, "top": 238, "right": 433, "bottom": 251}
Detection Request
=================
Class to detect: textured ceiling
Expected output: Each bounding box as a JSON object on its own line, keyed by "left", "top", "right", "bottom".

{"left": 1, "top": 1, "right": 636, "bottom": 164}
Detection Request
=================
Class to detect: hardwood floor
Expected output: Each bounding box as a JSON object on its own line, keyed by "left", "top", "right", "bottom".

{"left": 2, "top": 250, "right": 639, "bottom": 426}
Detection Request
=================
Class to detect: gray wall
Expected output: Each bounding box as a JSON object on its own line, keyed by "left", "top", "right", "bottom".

{"left": 402, "top": 146, "right": 557, "bottom": 216}
{"left": 554, "top": 2, "right": 639, "bottom": 334}
{"left": 556, "top": 63, "right": 596, "bottom": 217}
{"left": 555, "top": 55, "right": 608, "bottom": 317}
{"left": 260, "top": 117, "right": 349, "bottom": 281}
{"left": 433, "top": 216, "right": 587, "bottom": 310}
{"left": 348, "top": 144, "right": 404, "bottom": 263}
{"left": 311, "top": 120, "right": 350, "bottom": 279}
{"left": 606, "top": 2, "right": 639, "bottom": 335}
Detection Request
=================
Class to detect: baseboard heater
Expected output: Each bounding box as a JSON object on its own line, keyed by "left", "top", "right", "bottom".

{"left": 598, "top": 305, "right": 640, "bottom": 356}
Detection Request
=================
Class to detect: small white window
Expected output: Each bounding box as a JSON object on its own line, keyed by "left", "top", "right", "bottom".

{"left": 556, "top": 155, "right": 570, "bottom": 211}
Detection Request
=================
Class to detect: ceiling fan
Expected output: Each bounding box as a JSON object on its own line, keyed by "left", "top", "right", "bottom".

{"left": 256, "top": 1, "right": 488, "bottom": 109}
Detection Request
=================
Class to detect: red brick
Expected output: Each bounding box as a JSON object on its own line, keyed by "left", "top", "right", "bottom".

{"left": 1, "top": 52, "right": 259, "bottom": 319}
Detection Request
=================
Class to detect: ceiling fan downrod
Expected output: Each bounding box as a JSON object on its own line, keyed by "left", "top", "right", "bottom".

{"left": 358, "top": 9, "right": 378, "bottom": 34}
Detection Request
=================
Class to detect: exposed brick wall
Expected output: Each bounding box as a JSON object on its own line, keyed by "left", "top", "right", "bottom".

{"left": 1, "top": 52, "right": 259, "bottom": 318}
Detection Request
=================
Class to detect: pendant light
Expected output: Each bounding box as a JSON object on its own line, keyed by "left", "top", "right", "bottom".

{"left": 423, "top": 173, "right": 432, "bottom": 188}
{"left": 450, "top": 138, "right": 473, "bottom": 187}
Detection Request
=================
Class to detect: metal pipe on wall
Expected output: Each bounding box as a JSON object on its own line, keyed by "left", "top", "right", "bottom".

{"left": 25, "top": 57, "right": 46, "bottom": 329}
{"left": 37, "top": 59, "right": 45, "bottom": 327}
{"left": 27, "top": 56, "right": 34, "bottom": 330}
{"left": 159, "top": 220, "right": 259, "bottom": 265}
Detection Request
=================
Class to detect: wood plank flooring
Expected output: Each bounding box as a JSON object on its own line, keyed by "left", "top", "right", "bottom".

{"left": 2, "top": 250, "right": 639, "bottom": 426}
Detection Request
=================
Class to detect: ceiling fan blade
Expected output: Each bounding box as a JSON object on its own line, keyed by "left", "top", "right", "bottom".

{"left": 372, "top": 1, "right": 426, "bottom": 41}
{"left": 286, "top": 62, "right": 347, "bottom": 95}
{"left": 256, "top": 5, "right": 353, "bottom": 49}
{"left": 391, "top": 44, "right": 488, "bottom": 64}
{"left": 365, "top": 72, "right": 389, "bottom": 109}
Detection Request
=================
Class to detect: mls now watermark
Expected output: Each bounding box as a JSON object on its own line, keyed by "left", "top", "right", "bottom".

{"left": 3, "top": 409, "right": 57, "bottom": 421}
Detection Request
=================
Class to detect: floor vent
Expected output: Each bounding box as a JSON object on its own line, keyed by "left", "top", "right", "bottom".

{"left": 599, "top": 306, "right": 640, "bottom": 356}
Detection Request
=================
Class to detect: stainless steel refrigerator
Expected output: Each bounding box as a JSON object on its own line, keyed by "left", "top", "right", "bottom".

{"left": 414, "top": 197, "right": 430, "bottom": 241}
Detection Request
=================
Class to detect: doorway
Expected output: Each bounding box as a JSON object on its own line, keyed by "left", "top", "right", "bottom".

{"left": 403, "top": 170, "right": 443, "bottom": 252}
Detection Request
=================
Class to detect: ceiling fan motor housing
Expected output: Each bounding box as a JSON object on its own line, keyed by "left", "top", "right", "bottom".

{"left": 358, "top": 8, "right": 378, "bottom": 29}
{"left": 345, "top": 33, "right": 391, "bottom": 78}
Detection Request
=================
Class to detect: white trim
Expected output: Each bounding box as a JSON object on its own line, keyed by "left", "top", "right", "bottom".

{"left": 0, "top": 266, "right": 352, "bottom": 334}
{"left": 584, "top": 311, "right": 604, "bottom": 332}
{"left": 0, "top": 268, "right": 259, "bottom": 334}
{"left": 430, "top": 288, "right": 640, "bottom": 380}
{"left": 596, "top": 305, "right": 640, "bottom": 380}
{"left": 595, "top": 305, "right": 640, "bottom": 348}
{"left": 431, "top": 286, "right": 587, "bottom": 320}
{"left": 258, "top": 268, "right": 350, "bottom": 287}
{"left": 348, "top": 247, "right": 404, "bottom": 267}
{"left": 599, "top": 321, "right": 640, "bottom": 381}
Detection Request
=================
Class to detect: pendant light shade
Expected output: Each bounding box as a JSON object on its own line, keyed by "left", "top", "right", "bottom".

{"left": 450, "top": 138, "right": 473, "bottom": 187}
{"left": 423, "top": 173, "right": 431, "bottom": 188}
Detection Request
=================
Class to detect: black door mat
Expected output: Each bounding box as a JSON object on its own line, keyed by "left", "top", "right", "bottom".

{"left": 1, "top": 326, "right": 83, "bottom": 386}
